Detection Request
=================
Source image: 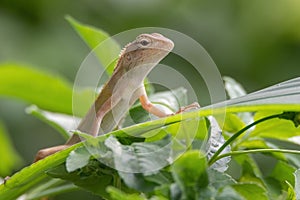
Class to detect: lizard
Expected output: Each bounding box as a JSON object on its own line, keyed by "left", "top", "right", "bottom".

{"left": 34, "top": 33, "right": 199, "bottom": 162}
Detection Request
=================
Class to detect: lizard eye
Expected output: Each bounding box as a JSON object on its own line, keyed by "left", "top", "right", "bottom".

{"left": 140, "top": 39, "right": 150, "bottom": 47}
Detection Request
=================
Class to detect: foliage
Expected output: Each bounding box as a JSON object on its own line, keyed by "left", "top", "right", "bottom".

{"left": 0, "top": 18, "right": 300, "bottom": 200}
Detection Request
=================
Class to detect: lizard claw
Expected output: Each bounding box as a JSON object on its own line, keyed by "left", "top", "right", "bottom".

{"left": 174, "top": 102, "right": 200, "bottom": 114}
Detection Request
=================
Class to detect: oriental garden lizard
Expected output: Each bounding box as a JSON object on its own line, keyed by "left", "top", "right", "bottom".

{"left": 34, "top": 33, "right": 199, "bottom": 162}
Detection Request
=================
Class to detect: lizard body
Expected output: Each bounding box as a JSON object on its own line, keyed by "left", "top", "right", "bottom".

{"left": 65, "top": 33, "right": 174, "bottom": 144}
{"left": 34, "top": 33, "right": 178, "bottom": 161}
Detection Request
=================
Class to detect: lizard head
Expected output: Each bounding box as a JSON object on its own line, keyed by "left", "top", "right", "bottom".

{"left": 117, "top": 33, "right": 174, "bottom": 71}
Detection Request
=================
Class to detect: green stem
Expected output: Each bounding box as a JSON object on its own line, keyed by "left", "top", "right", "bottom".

{"left": 213, "top": 149, "right": 300, "bottom": 162}
{"left": 208, "top": 113, "right": 282, "bottom": 166}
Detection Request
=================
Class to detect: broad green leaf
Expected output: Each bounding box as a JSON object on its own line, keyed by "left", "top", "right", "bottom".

{"left": 270, "top": 161, "right": 296, "bottom": 188}
{"left": 216, "top": 186, "right": 244, "bottom": 200}
{"left": 0, "top": 63, "right": 73, "bottom": 114}
{"left": 223, "top": 76, "right": 253, "bottom": 124}
{"left": 66, "top": 16, "right": 120, "bottom": 75}
{"left": 66, "top": 147, "right": 90, "bottom": 172}
{"left": 231, "top": 183, "right": 268, "bottom": 200}
{"left": 171, "top": 150, "right": 208, "bottom": 199}
{"left": 238, "top": 157, "right": 265, "bottom": 187}
{"left": 107, "top": 187, "right": 146, "bottom": 200}
{"left": 105, "top": 135, "right": 171, "bottom": 175}
{"left": 208, "top": 169, "right": 236, "bottom": 188}
{"left": 234, "top": 154, "right": 261, "bottom": 177}
{"left": 250, "top": 111, "right": 300, "bottom": 144}
{"left": 294, "top": 169, "right": 300, "bottom": 200}
{"left": 215, "top": 113, "right": 245, "bottom": 134}
{"left": 0, "top": 143, "right": 81, "bottom": 200}
{"left": 210, "top": 77, "right": 300, "bottom": 112}
{"left": 264, "top": 177, "right": 283, "bottom": 199}
{"left": 47, "top": 159, "right": 120, "bottom": 199}
{"left": 0, "top": 122, "right": 22, "bottom": 176}
{"left": 26, "top": 105, "right": 78, "bottom": 139}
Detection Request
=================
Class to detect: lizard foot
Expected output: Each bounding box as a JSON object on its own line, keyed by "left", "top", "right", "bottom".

{"left": 175, "top": 102, "right": 200, "bottom": 114}
{"left": 34, "top": 145, "right": 69, "bottom": 163}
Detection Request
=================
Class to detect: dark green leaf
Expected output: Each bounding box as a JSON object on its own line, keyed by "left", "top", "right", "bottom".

{"left": 26, "top": 105, "right": 76, "bottom": 139}
{"left": 47, "top": 159, "right": 122, "bottom": 198}
{"left": 107, "top": 186, "right": 146, "bottom": 200}
{"left": 238, "top": 157, "right": 265, "bottom": 186}
{"left": 171, "top": 150, "right": 208, "bottom": 199}
{"left": 105, "top": 135, "right": 171, "bottom": 175}
{"left": 197, "top": 169, "right": 238, "bottom": 199}
{"left": 66, "top": 16, "right": 120, "bottom": 75}
{"left": 270, "top": 161, "right": 296, "bottom": 188}
{"left": 0, "top": 64, "right": 73, "bottom": 114}
{"left": 207, "top": 169, "right": 236, "bottom": 190}
{"left": 279, "top": 112, "right": 300, "bottom": 127}
{"left": 263, "top": 177, "right": 283, "bottom": 199}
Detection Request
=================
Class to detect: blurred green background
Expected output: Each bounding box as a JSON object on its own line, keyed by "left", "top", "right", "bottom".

{"left": 0, "top": 0, "right": 300, "bottom": 199}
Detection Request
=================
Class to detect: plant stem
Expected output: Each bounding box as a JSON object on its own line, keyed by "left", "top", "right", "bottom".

{"left": 208, "top": 113, "right": 282, "bottom": 166}
{"left": 213, "top": 149, "right": 300, "bottom": 162}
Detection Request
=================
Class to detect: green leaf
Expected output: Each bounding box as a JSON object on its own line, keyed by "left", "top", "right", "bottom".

{"left": 2, "top": 76, "right": 300, "bottom": 199}
{"left": 0, "top": 143, "right": 81, "bottom": 200}
{"left": 238, "top": 138, "right": 286, "bottom": 161}
{"left": 286, "top": 181, "right": 296, "bottom": 200}
{"left": 250, "top": 111, "right": 300, "bottom": 144}
{"left": 66, "top": 16, "right": 120, "bottom": 75}
{"left": 294, "top": 169, "right": 300, "bottom": 200}
{"left": 66, "top": 147, "right": 91, "bottom": 172}
{"left": 231, "top": 183, "right": 268, "bottom": 200}
{"left": 171, "top": 150, "right": 208, "bottom": 199}
{"left": 215, "top": 113, "right": 245, "bottom": 134}
{"left": 216, "top": 186, "right": 244, "bottom": 200}
{"left": 107, "top": 186, "right": 146, "bottom": 200}
{"left": 105, "top": 135, "right": 171, "bottom": 175}
{"left": 47, "top": 159, "right": 118, "bottom": 199}
{"left": 238, "top": 156, "right": 265, "bottom": 186}
{"left": 0, "top": 63, "right": 73, "bottom": 114}
{"left": 223, "top": 76, "right": 253, "bottom": 124}
{"left": 208, "top": 168, "right": 236, "bottom": 189}
{"left": 211, "top": 77, "right": 300, "bottom": 112}
{"left": 279, "top": 111, "right": 300, "bottom": 127}
{"left": 0, "top": 122, "right": 22, "bottom": 176}
{"left": 26, "top": 105, "right": 76, "bottom": 139}
{"left": 196, "top": 169, "right": 238, "bottom": 199}
{"left": 270, "top": 161, "right": 296, "bottom": 188}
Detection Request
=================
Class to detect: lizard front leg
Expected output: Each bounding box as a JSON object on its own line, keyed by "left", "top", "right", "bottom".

{"left": 138, "top": 86, "right": 200, "bottom": 117}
